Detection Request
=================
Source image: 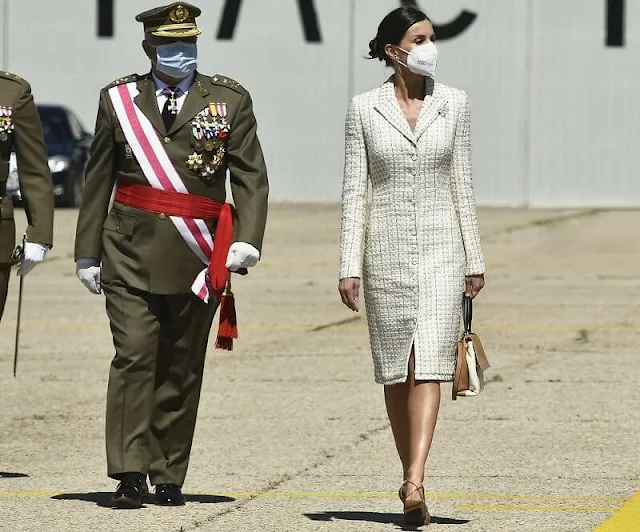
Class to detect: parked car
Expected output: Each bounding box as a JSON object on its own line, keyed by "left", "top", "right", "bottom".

{"left": 7, "top": 104, "right": 93, "bottom": 207}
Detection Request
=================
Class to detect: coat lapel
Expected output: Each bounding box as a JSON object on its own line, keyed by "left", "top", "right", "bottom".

{"left": 374, "top": 79, "right": 415, "bottom": 145}
{"left": 373, "top": 77, "right": 448, "bottom": 144}
{"left": 414, "top": 82, "right": 447, "bottom": 142}
{"left": 133, "top": 74, "right": 166, "bottom": 136}
{"left": 167, "top": 72, "right": 210, "bottom": 136}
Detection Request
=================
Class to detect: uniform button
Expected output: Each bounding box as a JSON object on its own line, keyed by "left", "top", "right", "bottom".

{"left": 164, "top": 137, "right": 172, "bottom": 144}
{"left": 158, "top": 213, "right": 166, "bottom": 220}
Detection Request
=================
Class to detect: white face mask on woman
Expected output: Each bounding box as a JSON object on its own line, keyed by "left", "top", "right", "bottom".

{"left": 394, "top": 41, "right": 438, "bottom": 78}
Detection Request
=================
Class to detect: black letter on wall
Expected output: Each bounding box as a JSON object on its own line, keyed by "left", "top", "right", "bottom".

{"left": 606, "top": 0, "right": 625, "bottom": 46}
{"left": 298, "top": 0, "right": 322, "bottom": 42}
{"left": 400, "top": 0, "right": 477, "bottom": 40}
{"left": 218, "top": 0, "right": 321, "bottom": 42}
{"left": 98, "top": 0, "right": 114, "bottom": 38}
{"left": 217, "top": 0, "right": 243, "bottom": 40}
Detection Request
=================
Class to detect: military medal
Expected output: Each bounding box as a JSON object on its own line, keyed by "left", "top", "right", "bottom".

{"left": 189, "top": 104, "right": 232, "bottom": 183}
{"left": 211, "top": 149, "right": 224, "bottom": 168}
{"left": 168, "top": 95, "right": 178, "bottom": 114}
{"left": 215, "top": 103, "right": 228, "bottom": 117}
{"left": 187, "top": 152, "right": 204, "bottom": 172}
{"left": 162, "top": 87, "right": 181, "bottom": 114}
{"left": 201, "top": 164, "right": 216, "bottom": 182}
{"left": 0, "top": 106, "right": 13, "bottom": 141}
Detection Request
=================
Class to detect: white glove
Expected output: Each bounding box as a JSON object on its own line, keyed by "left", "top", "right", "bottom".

{"left": 76, "top": 258, "right": 102, "bottom": 294}
{"left": 225, "top": 242, "right": 260, "bottom": 271}
{"left": 17, "top": 242, "right": 49, "bottom": 276}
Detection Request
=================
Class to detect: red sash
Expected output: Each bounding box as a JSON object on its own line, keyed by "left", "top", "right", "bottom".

{"left": 114, "top": 180, "right": 244, "bottom": 349}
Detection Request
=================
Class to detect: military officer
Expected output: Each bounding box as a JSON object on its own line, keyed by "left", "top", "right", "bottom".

{"left": 73, "top": 3, "right": 269, "bottom": 509}
{"left": 0, "top": 72, "right": 54, "bottom": 322}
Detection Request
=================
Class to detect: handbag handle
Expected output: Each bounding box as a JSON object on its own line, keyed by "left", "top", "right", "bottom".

{"left": 463, "top": 294, "right": 473, "bottom": 334}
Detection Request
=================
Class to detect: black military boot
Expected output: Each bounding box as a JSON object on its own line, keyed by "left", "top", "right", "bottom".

{"left": 110, "top": 472, "right": 149, "bottom": 509}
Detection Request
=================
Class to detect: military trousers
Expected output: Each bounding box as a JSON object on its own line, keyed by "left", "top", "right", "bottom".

{"left": 0, "top": 263, "right": 10, "bottom": 322}
{"left": 0, "top": 198, "right": 15, "bottom": 323}
{"left": 102, "top": 280, "right": 218, "bottom": 486}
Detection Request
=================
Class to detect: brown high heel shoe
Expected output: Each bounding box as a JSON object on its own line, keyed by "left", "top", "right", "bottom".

{"left": 400, "top": 481, "right": 431, "bottom": 526}
{"left": 398, "top": 480, "right": 408, "bottom": 502}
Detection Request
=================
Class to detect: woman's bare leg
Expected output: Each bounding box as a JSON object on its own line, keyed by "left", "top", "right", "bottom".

{"left": 405, "top": 352, "right": 440, "bottom": 493}
{"left": 383, "top": 350, "right": 441, "bottom": 492}
{"left": 384, "top": 379, "right": 411, "bottom": 479}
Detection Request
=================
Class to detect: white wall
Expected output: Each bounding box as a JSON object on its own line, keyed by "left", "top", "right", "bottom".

{"left": 1, "top": 0, "right": 638, "bottom": 206}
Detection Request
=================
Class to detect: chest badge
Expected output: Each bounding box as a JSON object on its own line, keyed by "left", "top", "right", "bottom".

{"left": 187, "top": 103, "right": 232, "bottom": 183}
{"left": 0, "top": 106, "right": 14, "bottom": 141}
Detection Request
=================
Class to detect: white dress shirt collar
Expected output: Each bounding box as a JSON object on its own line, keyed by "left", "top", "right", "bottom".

{"left": 152, "top": 71, "right": 195, "bottom": 96}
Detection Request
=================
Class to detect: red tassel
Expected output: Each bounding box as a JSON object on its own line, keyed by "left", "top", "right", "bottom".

{"left": 215, "top": 278, "right": 238, "bottom": 351}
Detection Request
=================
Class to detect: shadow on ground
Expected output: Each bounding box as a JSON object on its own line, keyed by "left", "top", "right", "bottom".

{"left": 0, "top": 472, "right": 29, "bottom": 478}
{"left": 305, "top": 511, "right": 469, "bottom": 529}
{"left": 51, "top": 492, "right": 235, "bottom": 508}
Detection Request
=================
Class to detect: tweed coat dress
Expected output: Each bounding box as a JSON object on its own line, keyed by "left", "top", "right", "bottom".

{"left": 339, "top": 76, "right": 485, "bottom": 385}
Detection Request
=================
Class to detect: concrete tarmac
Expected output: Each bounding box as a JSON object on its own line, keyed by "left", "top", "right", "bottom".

{"left": 0, "top": 205, "right": 638, "bottom": 532}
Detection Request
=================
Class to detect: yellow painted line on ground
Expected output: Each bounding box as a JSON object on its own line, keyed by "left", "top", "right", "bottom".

{"left": 0, "top": 492, "right": 61, "bottom": 497}
{"left": 594, "top": 492, "right": 640, "bottom": 531}
{"left": 457, "top": 504, "right": 616, "bottom": 513}
{"left": 0, "top": 491, "right": 626, "bottom": 504}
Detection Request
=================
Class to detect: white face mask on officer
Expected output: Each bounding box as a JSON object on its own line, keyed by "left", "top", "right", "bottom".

{"left": 394, "top": 41, "right": 438, "bottom": 78}
{"left": 154, "top": 41, "right": 198, "bottom": 79}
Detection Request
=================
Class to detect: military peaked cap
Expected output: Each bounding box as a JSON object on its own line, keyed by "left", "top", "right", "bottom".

{"left": 136, "top": 3, "right": 202, "bottom": 38}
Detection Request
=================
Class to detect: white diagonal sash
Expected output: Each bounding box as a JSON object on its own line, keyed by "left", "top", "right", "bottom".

{"left": 108, "top": 82, "right": 213, "bottom": 302}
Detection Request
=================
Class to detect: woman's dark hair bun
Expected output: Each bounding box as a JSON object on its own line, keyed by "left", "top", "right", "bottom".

{"left": 368, "top": 38, "right": 382, "bottom": 61}
{"left": 366, "top": 6, "right": 430, "bottom": 66}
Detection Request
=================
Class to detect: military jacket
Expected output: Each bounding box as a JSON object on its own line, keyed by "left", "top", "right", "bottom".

{"left": 74, "top": 71, "right": 269, "bottom": 294}
{"left": 0, "top": 72, "right": 54, "bottom": 262}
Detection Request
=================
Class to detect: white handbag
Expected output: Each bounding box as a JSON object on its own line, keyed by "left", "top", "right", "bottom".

{"left": 452, "top": 295, "right": 490, "bottom": 400}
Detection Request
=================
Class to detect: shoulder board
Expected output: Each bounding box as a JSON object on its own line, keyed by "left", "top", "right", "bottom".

{"left": 106, "top": 74, "right": 140, "bottom": 89}
{"left": 211, "top": 75, "right": 246, "bottom": 95}
{"left": 0, "top": 71, "right": 27, "bottom": 85}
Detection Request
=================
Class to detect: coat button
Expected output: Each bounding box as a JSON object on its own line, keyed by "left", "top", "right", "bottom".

{"left": 158, "top": 213, "right": 166, "bottom": 220}
{"left": 164, "top": 137, "right": 172, "bottom": 144}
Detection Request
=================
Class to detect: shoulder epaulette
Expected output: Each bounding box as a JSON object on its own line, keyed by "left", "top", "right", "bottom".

{"left": 0, "top": 71, "right": 27, "bottom": 85}
{"left": 211, "top": 75, "right": 246, "bottom": 95}
{"left": 106, "top": 74, "right": 140, "bottom": 89}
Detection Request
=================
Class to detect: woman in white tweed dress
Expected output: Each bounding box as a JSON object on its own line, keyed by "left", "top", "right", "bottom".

{"left": 338, "top": 6, "right": 485, "bottom": 525}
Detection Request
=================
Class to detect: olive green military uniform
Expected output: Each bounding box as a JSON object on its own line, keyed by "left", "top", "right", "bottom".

{"left": 74, "top": 4, "right": 268, "bottom": 487}
{"left": 0, "top": 72, "right": 54, "bottom": 321}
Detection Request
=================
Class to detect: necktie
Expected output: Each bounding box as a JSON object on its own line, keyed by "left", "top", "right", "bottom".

{"left": 161, "top": 86, "right": 183, "bottom": 130}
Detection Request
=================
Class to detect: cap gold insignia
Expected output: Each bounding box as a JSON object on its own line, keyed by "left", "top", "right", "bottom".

{"left": 170, "top": 5, "right": 189, "bottom": 23}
